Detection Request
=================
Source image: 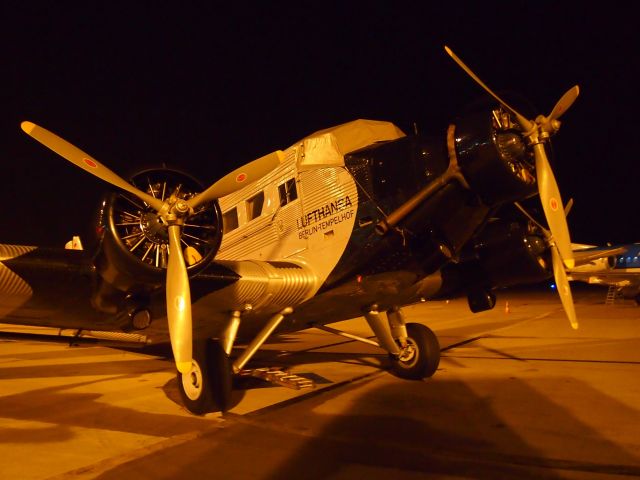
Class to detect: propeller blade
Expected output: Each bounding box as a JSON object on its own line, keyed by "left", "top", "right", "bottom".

{"left": 514, "top": 201, "right": 547, "bottom": 233}
{"left": 564, "top": 198, "right": 574, "bottom": 217}
{"left": 166, "top": 224, "right": 193, "bottom": 373}
{"left": 444, "top": 46, "right": 533, "bottom": 131}
{"left": 533, "top": 143, "right": 574, "bottom": 269}
{"left": 21, "top": 121, "right": 164, "bottom": 211}
{"left": 551, "top": 245, "right": 578, "bottom": 329}
{"left": 516, "top": 199, "right": 577, "bottom": 328}
{"left": 188, "top": 150, "right": 284, "bottom": 210}
{"left": 548, "top": 86, "right": 580, "bottom": 122}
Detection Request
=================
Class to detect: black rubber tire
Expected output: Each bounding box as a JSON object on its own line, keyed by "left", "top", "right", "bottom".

{"left": 209, "top": 340, "right": 233, "bottom": 412}
{"left": 177, "top": 339, "right": 232, "bottom": 415}
{"left": 390, "top": 323, "right": 440, "bottom": 379}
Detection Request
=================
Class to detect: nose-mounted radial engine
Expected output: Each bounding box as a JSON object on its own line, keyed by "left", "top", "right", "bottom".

{"left": 20, "top": 120, "right": 283, "bottom": 374}
{"left": 95, "top": 168, "right": 223, "bottom": 294}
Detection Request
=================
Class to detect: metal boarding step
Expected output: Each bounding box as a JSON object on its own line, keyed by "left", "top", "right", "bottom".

{"left": 605, "top": 285, "right": 622, "bottom": 305}
{"left": 239, "top": 367, "right": 315, "bottom": 390}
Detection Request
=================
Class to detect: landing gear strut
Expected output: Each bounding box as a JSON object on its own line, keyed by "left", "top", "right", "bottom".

{"left": 177, "top": 339, "right": 232, "bottom": 415}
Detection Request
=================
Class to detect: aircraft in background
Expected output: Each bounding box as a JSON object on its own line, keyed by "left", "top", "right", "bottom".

{"left": 569, "top": 243, "right": 640, "bottom": 304}
{"left": 0, "top": 47, "right": 581, "bottom": 414}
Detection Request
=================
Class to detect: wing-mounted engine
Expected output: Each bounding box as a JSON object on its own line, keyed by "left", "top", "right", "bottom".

{"left": 442, "top": 46, "right": 579, "bottom": 329}
{"left": 569, "top": 244, "right": 628, "bottom": 273}
{"left": 93, "top": 168, "right": 223, "bottom": 307}
{"left": 455, "top": 107, "right": 538, "bottom": 206}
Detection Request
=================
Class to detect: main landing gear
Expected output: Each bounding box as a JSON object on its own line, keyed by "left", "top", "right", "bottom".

{"left": 314, "top": 304, "right": 441, "bottom": 379}
{"left": 177, "top": 305, "right": 440, "bottom": 415}
{"left": 177, "top": 339, "right": 233, "bottom": 415}
{"left": 177, "top": 307, "right": 298, "bottom": 415}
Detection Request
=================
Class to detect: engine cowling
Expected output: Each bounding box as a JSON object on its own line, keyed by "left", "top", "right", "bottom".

{"left": 455, "top": 107, "right": 539, "bottom": 206}
{"left": 93, "top": 168, "right": 223, "bottom": 299}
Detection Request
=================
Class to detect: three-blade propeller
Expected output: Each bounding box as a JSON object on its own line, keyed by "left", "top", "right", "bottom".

{"left": 444, "top": 46, "right": 579, "bottom": 329}
{"left": 21, "top": 121, "right": 283, "bottom": 371}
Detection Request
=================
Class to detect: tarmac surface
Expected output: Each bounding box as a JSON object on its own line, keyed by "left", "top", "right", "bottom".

{"left": 1, "top": 285, "right": 639, "bottom": 479}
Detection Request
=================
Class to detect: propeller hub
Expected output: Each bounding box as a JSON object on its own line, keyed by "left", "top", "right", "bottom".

{"left": 175, "top": 200, "right": 190, "bottom": 214}
{"left": 140, "top": 212, "right": 169, "bottom": 244}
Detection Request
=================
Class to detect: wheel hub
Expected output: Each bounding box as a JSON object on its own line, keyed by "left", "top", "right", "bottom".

{"left": 181, "top": 360, "right": 204, "bottom": 401}
{"left": 398, "top": 338, "right": 418, "bottom": 365}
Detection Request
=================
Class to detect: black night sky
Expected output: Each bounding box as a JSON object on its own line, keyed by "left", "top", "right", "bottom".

{"left": 1, "top": 2, "right": 637, "bottom": 247}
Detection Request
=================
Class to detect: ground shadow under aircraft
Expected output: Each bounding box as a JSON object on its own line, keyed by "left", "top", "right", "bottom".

{"left": 92, "top": 374, "right": 640, "bottom": 479}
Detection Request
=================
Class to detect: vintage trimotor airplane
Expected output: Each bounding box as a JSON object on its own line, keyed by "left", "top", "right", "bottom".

{"left": 1, "top": 47, "right": 580, "bottom": 414}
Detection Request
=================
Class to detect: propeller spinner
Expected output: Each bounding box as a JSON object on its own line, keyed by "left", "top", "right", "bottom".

{"left": 21, "top": 121, "right": 283, "bottom": 371}
{"left": 444, "top": 46, "right": 579, "bottom": 329}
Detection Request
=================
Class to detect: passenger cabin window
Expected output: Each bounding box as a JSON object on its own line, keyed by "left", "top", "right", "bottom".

{"left": 278, "top": 178, "right": 298, "bottom": 206}
{"left": 222, "top": 207, "right": 239, "bottom": 233}
{"left": 246, "top": 191, "right": 265, "bottom": 221}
